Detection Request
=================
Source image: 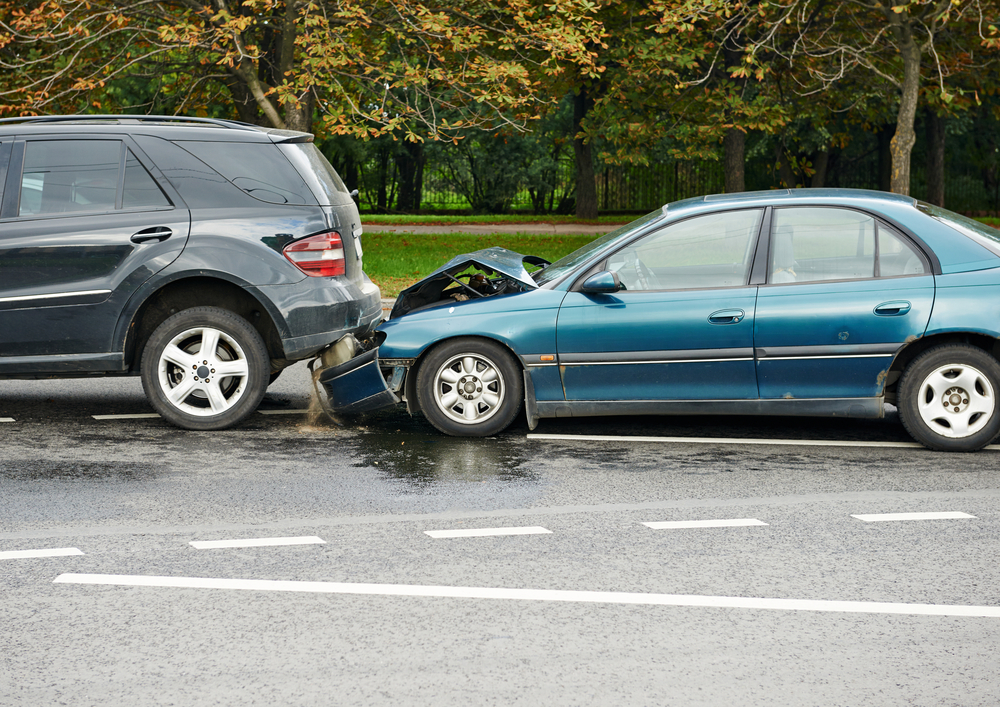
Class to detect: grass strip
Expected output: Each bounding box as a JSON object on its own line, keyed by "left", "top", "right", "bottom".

{"left": 363, "top": 231, "right": 594, "bottom": 297}
{"left": 361, "top": 213, "right": 632, "bottom": 225}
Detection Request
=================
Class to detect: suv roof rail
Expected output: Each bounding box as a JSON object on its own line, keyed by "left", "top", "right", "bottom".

{"left": 0, "top": 114, "right": 262, "bottom": 131}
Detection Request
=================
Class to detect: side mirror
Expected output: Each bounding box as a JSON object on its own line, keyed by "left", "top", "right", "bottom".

{"left": 581, "top": 270, "right": 623, "bottom": 293}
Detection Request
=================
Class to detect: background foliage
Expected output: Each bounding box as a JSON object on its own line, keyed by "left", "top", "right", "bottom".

{"left": 2, "top": 0, "right": 1000, "bottom": 214}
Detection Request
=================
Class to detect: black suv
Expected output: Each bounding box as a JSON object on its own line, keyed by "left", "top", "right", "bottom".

{"left": 0, "top": 115, "right": 381, "bottom": 429}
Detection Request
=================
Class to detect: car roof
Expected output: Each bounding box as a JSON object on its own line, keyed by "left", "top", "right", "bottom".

{"left": 0, "top": 115, "right": 311, "bottom": 143}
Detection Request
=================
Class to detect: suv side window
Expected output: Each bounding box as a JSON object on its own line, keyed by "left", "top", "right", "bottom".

{"left": 175, "top": 140, "right": 316, "bottom": 205}
{"left": 20, "top": 140, "right": 121, "bottom": 216}
{"left": 123, "top": 149, "right": 170, "bottom": 209}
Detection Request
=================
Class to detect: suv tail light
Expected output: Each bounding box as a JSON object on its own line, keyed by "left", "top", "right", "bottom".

{"left": 283, "top": 231, "right": 346, "bottom": 277}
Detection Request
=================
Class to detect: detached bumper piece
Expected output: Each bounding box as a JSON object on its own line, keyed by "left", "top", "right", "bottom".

{"left": 315, "top": 348, "right": 400, "bottom": 414}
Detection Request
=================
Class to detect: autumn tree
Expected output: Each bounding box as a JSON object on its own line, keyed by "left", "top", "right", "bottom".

{"left": 742, "top": 0, "right": 1000, "bottom": 195}
{"left": 0, "top": 0, "right": 604, "bottom": 139}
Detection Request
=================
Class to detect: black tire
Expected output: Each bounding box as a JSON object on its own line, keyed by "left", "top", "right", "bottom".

{"left": 140, "top": 306, "right": 269, "bottom": 431}
{"left": 416, "top": 338, "right": 523, "bottom": 437}
{"left": 898, "top": 344, "right": 1000, "bottom": 452}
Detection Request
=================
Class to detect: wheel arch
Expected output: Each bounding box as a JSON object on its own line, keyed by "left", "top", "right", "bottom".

{"left": 884, "top": 331, "right": 1000, "bottom": 405}
{"left": 403, "top": 334, "right": 526, "bottom": 416}
{"left": 122, "top": 276, "right": 286, "bottom": 373}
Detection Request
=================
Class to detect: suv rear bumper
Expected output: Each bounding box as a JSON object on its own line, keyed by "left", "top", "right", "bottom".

{"left": 260, "top": 277, "right": 383, "bottom": 360}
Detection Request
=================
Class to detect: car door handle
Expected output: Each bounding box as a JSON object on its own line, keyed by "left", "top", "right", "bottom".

{"left": 130, "top": 227, "right": 172, "bottom": 244}
{"left": 708, "top": 309, "right": 745, "bottom": 324}
{"left": 874, "top": 300, "right": 911, "bottom": 316}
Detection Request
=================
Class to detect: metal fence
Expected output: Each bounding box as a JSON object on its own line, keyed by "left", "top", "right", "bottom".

{"left": 357, "top": 154, "right": 997, "bottom": 215}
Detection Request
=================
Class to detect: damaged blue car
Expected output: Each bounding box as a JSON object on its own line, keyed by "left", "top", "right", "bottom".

{"left": 313, "top": 188, "right": 1000, "bottom": 452}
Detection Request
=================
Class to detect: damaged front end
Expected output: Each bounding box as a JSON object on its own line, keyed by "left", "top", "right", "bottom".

{"left": 310, "top": 334, "right": 405, "bottom": 415}
{"left": 388, "top": 247, "right": 545, "bottom": 319}
{"left": 311, "top": 247, "right": 545, "bottom": 417}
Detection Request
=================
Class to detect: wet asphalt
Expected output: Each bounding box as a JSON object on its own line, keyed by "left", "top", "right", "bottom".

{"left": 2, "top": 363, "right": 1000, "bottom": 706}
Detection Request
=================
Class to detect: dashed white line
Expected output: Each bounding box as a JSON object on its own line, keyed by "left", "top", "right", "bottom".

{"left": 851, "top": 512, "right": 977, "bottom": 523}
{"left": 92, "top": 413, "right": 161, "bottom": 420}
{"left": 643, "top": 518, "right": 768, "bottom": 529}
{"left": 189, "top": 536, "right": 326, "bottom": 549}
{"left": 425, "top": 526, "right": 552, "bottom": 539}
{"left": 528, "top": 433, "right": 1000, "bottom": 451}
{"left": 52, "top": 573, "right": 1000, "bottom": 618}
{"left": 1, "top": 547, "right": 84, "bottom": 560}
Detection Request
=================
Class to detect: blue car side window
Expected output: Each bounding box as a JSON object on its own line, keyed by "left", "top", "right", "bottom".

{"left": 606, "top": 208, "right": 763, "bottom": 291}
{"left": 769, "top": 207, "right": 875, "bottom": 284}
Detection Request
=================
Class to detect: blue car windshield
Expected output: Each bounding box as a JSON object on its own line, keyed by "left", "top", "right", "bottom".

{"left": 919, "top": 202, "right": 1000, "bottom": 258}
{"left": 533, "top": 209, "right": 667, "bottom": 286}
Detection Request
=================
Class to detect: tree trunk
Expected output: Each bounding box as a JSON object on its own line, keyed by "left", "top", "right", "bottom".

{"left": 810, "top": 150, "right": 829, "bottom": 188}
{"left": 775, "top": 143, "right": 796, "bottom": 188}
{"left": 723, "top": 129, "right": 745, "bottom": 193}
{"left": 284, "top": 88, "right": 314, "bottom": 133}
{"left": 722, "top": 38, "right": 746, "bottom": 193}
{"left": 394, "top": 141, "right": 424, "bottom": 211}
{"left": 886, "top": 10, "right": 922, "bottom": 196}
{"left": 877, "top": 125, "right": 894, "bottom": 192}
{"left": 573, "top": 87, "right": 598, "bottom": 219}
{"left": 926, "top": 109, "right": 945, "bottom": 207}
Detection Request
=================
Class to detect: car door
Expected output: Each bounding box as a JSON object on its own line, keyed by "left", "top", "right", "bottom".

{"left": 754, "top": 206, "right": 934, "bottom": 399}
{"left": 0, "top": 136, "right": 190, "bottom": 363}
{"left": 555, "top": 208, "right": 764, "bottom": 402}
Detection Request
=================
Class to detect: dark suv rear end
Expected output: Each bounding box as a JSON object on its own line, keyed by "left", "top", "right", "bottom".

{"left": 0, "top": 115, "right": 381, "bottom": 429}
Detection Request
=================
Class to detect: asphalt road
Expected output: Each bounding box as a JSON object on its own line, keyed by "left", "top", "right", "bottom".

{"left": 2, "top": 363, "right": 1000, "bottom": 706}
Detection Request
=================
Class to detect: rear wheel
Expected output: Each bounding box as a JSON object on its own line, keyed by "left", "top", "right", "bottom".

{"left": 140, "top": 307, "right": 269, "bottom": 430}
{"left": 898, "top": 344, "right": 1000, "bottom": 451}
{"left": 416, "top": 338, "right": 523, "bottom": 437}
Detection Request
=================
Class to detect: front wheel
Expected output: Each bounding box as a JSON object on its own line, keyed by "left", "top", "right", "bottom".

{"left": 416, "top": 338, "right": 523, "bottom": 437}
{"left": 898, "top": 344, "right": 1000, "bottom": 451}
{"left": 140, "top": 307, "right": 269, "bottom": 430}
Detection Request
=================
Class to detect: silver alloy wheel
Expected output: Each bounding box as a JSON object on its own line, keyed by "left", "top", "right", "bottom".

{"left": 917, "top": 362, "right": 995, "bottom": 438}
{"left": 431, "top": 353, "right": 506, "bottom": 425}
{"left": 156, "top": 326, "right": 250, "bottom": 417}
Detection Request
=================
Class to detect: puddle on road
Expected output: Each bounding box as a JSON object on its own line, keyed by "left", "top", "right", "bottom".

{"left": 0, "top": 460, "right": 163, "bottom": 482}
{"left": 350, "top": 430, "right": 534, "bottom": 485}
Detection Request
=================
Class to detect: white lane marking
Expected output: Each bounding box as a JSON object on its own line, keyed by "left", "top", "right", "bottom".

{"left": 851, "top": 512, "right": 977, "bottom": 523}
{"left": 53, "top": 573, "right": 1000, "bottom": 618}
{"left": 92, "top": 413, "right": 160, "bottom": 420}
{"left": 1, "top": 547, "right": 83, "bottom": 560}
{"left": 0, "top": 417, "right": 14, "bottom": 422}
{"left": 425, "top": 526, "right": 552, "bottom": 539}
{"left": 529, "top": 433, "right": 1000, "bottom": 451}
{"left": 257, "top": 409, "right": 311, "bottom": 416}
{"left": 190, "top": 536, "right": 326, "bottom": 549}
{"left": 643, "top": 518, "right": 768, "bottom": 529}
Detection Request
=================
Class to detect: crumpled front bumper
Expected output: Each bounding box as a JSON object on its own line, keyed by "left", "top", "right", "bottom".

{"left": 313, "top": 343, "right": 402, "bottom": 414}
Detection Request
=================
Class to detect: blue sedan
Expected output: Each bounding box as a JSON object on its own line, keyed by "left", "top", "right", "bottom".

{"left": 317, "top": 188, "right": 1000, "bottom": 452}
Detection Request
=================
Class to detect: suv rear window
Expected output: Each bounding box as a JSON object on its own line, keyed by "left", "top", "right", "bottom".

{"left": 278, "top": 142, "right": 350, "bottom": 205}
{"left": 176, "top": 141, "right": 317, "bottom": 205}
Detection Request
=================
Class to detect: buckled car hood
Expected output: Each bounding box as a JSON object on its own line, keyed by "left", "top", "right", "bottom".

{"left": 389, "top": 247, "right": 543, "bottom": 319}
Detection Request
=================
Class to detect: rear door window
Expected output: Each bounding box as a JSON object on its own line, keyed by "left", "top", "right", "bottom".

{"left": 21, "top": 140, "right": 121, "bottom": 216}
{"left": 770, "top": 208, "right": 875, "bottom": 283}
{"left": 176, "top": 141, "right": 317, "bottom": 205}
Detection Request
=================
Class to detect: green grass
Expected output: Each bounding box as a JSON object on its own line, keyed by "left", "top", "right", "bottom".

{"left": 360, "top": 213, "right": 632, "bottom": 225}
{"left": 975, "top": 216, "right": 1000, "bottom": 228}
{"left": 363, "top": 231, "right": 594, "bottom": 297}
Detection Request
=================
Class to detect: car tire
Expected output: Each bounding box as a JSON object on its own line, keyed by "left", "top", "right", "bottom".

{"left": 898, "top": 344, "right": 1000, "bottom": 451}
{"left": 416, "top": 338, "right": 523, "bottom": 437}
{"left": 140, "top": 307, "right": 269, "bottom": 431}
